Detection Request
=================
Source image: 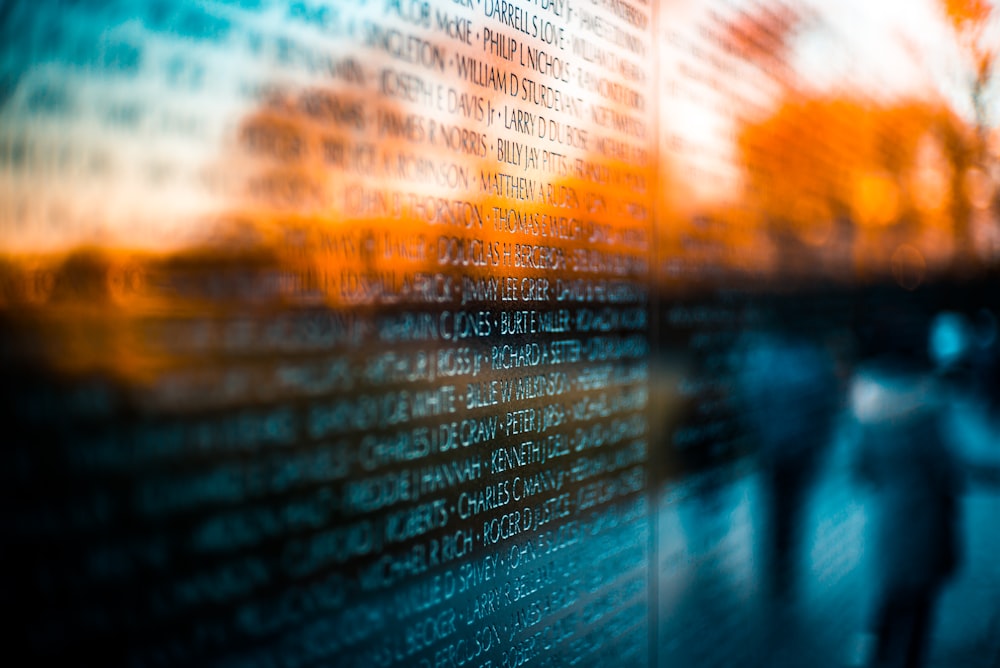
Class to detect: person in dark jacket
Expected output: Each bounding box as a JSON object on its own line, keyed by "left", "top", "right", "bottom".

{"left": 851, "top": 360, "right": 963, "bottom": 668}
{"left": 737, "top": 333, "right": 841, "bottom": 602}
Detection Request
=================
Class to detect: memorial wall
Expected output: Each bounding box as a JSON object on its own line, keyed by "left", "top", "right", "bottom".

{"left": 1, "top": 1, "right": 999, "bottom": 667}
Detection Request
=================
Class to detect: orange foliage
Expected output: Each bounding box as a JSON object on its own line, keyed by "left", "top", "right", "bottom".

{"left": 737, "top": 96, "right": 975, "bottom": 280}
{"left": 0, "top": 62, "right": 656, "bottom": 379}
{"left": 943, "top": 0, "right": 994, "bottom": 28}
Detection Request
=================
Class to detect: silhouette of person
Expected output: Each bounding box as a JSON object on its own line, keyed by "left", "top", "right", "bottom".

{"left": 737, "top": 333, "right": 840, "bottom": 601}
{"left": 969, "top": 309, "right": 1000, "bottom": 414}
{"left": 851, "top": 360, "right": 963, "bottom": 668}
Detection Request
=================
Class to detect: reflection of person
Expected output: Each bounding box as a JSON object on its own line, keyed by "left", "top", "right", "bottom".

{"left": 738, "top": 335, "right": 840, "bottom": 601}
{"left": 930, "top": 309, "right": 1000, "bottom": 415}
{"left": 851, "top": 362, "right": 963, "bottom": 668}
{"left": 969, "top": 309, "right": 1000, "bottom": 415}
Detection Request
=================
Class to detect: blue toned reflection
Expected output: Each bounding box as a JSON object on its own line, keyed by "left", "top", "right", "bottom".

{"left": 658, "top": 295, "right": 1000, "bottom": 668}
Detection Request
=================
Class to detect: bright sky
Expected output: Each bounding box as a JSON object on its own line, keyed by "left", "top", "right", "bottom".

{"left": 659, "top": 0, "right": 999, "bottom": 207}
{"left": 794, "top": 0, "right": 1000, "bottom": 125}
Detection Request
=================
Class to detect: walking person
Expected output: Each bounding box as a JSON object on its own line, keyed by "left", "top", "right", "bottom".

{"left": 737, "top": 332, "right": 841, "bottom": 602}
{"left": 851, "top": 358, "right": 964, "bottom": 668}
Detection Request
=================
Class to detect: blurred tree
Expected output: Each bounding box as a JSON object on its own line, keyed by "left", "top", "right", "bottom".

{"left": 941, "top": 0, "right": 998, "bottom": 267}
{"left": 738, "top": 98, "right": 974, "bottom": 282}
{"left": 942, "top": 0, "right": 996, "bottom": 145}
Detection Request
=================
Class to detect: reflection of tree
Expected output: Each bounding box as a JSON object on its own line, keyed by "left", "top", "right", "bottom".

{"left": 720, "top": 2, "right": 808, "bottom": 85}
{"left": 941, "top": 0, "right": 999, "bottom": 264}
{"left": 942, "top": 0, "right": 996, "bottom": 145}
{"left": 226, "top": 73, "right": 497, "bottom": 295}
{"left": 224, "top": 26, "right": 656, "bottom": 300}
{"left": 690, "top": 0, "right": 996, "bottom": 280}
{"left": 738, "top": 98, "right": 976, "bottom": 281}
